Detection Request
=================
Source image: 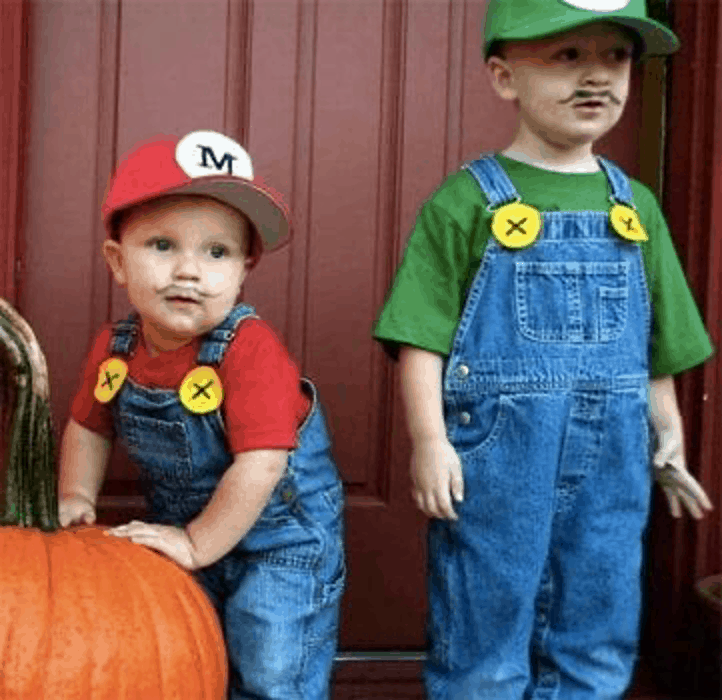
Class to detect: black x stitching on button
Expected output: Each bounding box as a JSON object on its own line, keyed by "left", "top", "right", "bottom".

{"left": 101, "top": 371, "right": 120, "bottom": 390}
{"left": 191, "top": 380, "right": 215, "bottom": 400}
{"left": 506, "top": 217, "right": 528, "bottom": 236}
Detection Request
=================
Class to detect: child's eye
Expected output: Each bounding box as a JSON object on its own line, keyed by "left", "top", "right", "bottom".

{"left": 610, "top": 46, "right": 633, "bottom": 62}
{"left": 209, "top": 244, "right": 229, "bottom": 259}
{"left": 149, "top": 238, "right": 172, "bottom": 252}
{"left": 556, "top": 48, "right": 580, "bottom": 62}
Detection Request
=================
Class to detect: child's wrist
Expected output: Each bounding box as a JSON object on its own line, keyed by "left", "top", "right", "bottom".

{"left": 59, "top": 489, "right": 96, "bottom": 506}
{"left": 410, "top": 432, "right": 449, "bottom": 446}
{"left": 184, "top": 522, "right": 210, "bottom": 569}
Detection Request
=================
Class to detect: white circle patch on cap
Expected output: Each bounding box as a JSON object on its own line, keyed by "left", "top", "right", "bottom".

{"left": 560, "top": 0, "right": 631, "bottom": 11}
{"left": 175, "top": 130, "right": 253, "bottom": 180}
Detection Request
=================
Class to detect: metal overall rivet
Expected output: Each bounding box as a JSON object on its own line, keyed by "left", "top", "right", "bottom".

{"left": 456, "top": 364, "right": 469, "bottom": 378}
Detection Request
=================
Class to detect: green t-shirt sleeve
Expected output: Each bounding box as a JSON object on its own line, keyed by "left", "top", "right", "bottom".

{"left": 372, "top": 172, "right": 480, "bottom": 359}
{"left": 640, "top": 185, "right": 715, "bottom": 375}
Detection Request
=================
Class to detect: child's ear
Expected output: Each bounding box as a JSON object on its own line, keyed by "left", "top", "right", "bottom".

{"left": 487, "top": 57, "right": 518, "bottom": 101}
{"left": 102, "top": 239, "right": 127, "bottom": 287}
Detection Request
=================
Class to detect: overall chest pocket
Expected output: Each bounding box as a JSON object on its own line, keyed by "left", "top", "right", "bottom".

{"left": 515, "top": 260, "right": 629, "bottom": 343}
{"left": 118, "top": 413, "right": 194, "bottom": 484}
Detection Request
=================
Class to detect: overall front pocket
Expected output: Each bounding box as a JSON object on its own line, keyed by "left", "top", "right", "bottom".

{"left": 515, "top": 260, "right": 629, "bottom": 343}
{"left": 118, "top": 413, "right": 194, "bottom": 483}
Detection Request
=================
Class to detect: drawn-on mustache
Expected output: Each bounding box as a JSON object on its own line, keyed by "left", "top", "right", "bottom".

{"left": 161, "top": 286, "right": 208, "bottom": 301}
{"left": 559, "top": 89, "right": 621, "bottom": 105}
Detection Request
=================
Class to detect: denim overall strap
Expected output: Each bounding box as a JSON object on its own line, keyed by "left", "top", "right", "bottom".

{"left": 463, "top": 154, "right": 520, "bottom": 207}
{"left": 195, "top": 303, "right": 258, "bottom": 366}
{"left": 110, "top": 312, "right": 141, "bottom": 357}
{"left": 464, "top": 154, "right": 636, "bottom": 210}
{"left": 597, "top": 157, "right": 635, "bottom": 206}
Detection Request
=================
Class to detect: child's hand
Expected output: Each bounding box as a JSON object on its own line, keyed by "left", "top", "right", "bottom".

{"left": 648, "top": 375, "right": 714, "bottom": 520}
{"left": 58, "top": 494, "right": 97, "bottom": 527}
{"left": 106, "top": 521, "right": 202, "bottom": 570}
{"left": 653, "top": 431, "right": 714, "bottom": 520}
{"left": 411, "top": 437, "right": 464, "bottom": 520}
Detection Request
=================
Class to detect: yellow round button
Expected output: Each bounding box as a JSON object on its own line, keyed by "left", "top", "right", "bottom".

{"left": 610, "top": 204, "right": 647, "bottom": 242}
{"left": 491, "top": 202, "right": 542, "bottom": 249}
{"left": 179, "top": 366, "right": 223, "bottom": 414}
{"left": 94, "top": 358, "right": 129, "bottom": 403}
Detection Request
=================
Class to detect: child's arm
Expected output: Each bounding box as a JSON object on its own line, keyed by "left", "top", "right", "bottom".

{"left": 184, "top": 449, "right": 288, "bottom": 567}
{"left": 648, "top": 374, "right": 714, "bottom": 519}
{"left": 107, "top": 449, "right": 288, "bottom": 570}
{"left": 58, "top": 418, "right": 112, "bottom": 526}
{"left": 399, "top": 345, "right": 463, "bottom": 520}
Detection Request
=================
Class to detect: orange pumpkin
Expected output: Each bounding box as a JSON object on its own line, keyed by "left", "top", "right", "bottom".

{"left": 1, "top": 300, "right": 227, "bottom": 697}
{"left": 0, "top": 525, "right": 228, "bottom": 699}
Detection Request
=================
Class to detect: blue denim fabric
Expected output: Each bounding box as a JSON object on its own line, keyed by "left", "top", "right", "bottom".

{"left": 423, "top": 156, "right": 653, "bottom": 699}
{"left": 108, "top": 304, "right": 346, "bottom": 700}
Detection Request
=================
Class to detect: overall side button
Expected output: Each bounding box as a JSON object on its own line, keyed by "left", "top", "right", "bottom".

{"left": 455, "top": 364, "right": 469, "bottom": 379}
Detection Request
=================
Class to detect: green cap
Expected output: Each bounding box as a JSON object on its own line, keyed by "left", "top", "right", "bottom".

{"left": 483, "top": 0, "right": 680, "bottom": 59}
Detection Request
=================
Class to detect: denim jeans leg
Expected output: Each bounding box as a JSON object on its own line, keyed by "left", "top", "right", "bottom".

{"left": 222, "top": 560, "right": 341, "bottom": 700}
{"left": 424, "top": 393, "right": 568, "bottom": 700}
{"left": 531, "top": 389, "right": 652, "bottom": 700}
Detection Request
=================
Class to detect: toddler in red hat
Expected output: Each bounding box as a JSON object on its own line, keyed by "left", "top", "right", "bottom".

{"left": 58, "top": 130, "right": 346, "bottom": 700}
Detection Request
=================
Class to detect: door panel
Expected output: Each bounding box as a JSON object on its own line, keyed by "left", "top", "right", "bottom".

{"left": 20, "top": 0, "right": 649, "bottom": 649}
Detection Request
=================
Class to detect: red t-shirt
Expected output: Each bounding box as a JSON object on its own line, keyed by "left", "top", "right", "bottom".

{"left": 71, "top": 318, "right": 311, "bottom": 453}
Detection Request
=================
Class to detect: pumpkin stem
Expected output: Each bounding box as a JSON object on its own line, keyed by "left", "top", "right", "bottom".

{"left": 0, "top": 304, "right": 58, "bottom": 531}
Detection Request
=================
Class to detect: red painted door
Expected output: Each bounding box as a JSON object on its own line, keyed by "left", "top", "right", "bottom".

{"left": 12, "top": 0, "right": 668, "bottom": 651}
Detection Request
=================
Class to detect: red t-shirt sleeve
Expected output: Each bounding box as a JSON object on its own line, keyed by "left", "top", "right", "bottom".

{"left": 219, "top": 319, "right": 310, "bottom": 453}
{"left": 70, "top": 325, "right": 115, "bottom": 440}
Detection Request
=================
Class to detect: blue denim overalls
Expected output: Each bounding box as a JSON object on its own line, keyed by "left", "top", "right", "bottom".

{"left": 107, "top": 303, "right": 346, "bottom": 700}
{"left": 424, "top": 156, "right": 653, "bottom": 700}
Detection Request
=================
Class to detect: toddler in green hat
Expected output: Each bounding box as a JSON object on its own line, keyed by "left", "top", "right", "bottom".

{"left": 374, "top": 1, "right": 714, "bottom": 697}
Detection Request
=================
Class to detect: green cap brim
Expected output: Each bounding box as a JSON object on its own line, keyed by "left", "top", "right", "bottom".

{"left": 484, "top": 14, "right": 679, "bottom": 59}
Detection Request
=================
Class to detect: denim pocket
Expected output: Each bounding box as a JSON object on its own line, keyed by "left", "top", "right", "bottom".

{"left": 320, "top": 481, "right": 345, "bottom": 517}
{"left": 515, "top": 260, "right": 628, "bottom": 343}
{"left": 451, "top": 394, "right": 510, "bottom": 460}
{"left": 296, "top": 482, "right": 345, "bottom": 549}
{"left": 319, "top": 550, "right": 347, "bottom": 606}
{"left": 256, "top": 472, "right": 299, "bottom": 526}
{"left": 240, "top": 482, "right": 324, "bottom": 568}
{"left": 118, "top": 412, "right": 193, "bottom": 483}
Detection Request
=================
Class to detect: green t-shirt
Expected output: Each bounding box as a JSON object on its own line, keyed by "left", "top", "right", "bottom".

{"left": 373, "top": 155, "right": 714, "bottom": 376}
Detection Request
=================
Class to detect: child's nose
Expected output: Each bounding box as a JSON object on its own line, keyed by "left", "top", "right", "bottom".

{"left": 580, "top": 62, "right": 612, "bottom": 85}
{"left": 173, "top": 252, "right": 202, "bottom": 279}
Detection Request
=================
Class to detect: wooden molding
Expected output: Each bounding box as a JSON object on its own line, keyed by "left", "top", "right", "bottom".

{"left": 638, "top": 58, "right": 667, "bottom": 199}
{"left": 223, "top": 0, "right": 254, "bottom": 146}
{"left": 0, "top": 0, "right": 28, "bottom": 305}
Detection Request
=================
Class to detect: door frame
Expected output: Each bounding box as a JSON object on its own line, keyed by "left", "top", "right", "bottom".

{"left": 645, "top": 0, "right": 722, "bottom": 692}
{"left": 659, "top": 0, "right": 721, "bottom": 583}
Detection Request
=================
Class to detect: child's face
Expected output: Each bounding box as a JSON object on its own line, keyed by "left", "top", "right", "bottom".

{"left": 488, "top": 23, "right": 635, "bottom": 150}
{"left": 103, "top": 195, "right": 250, "bottom": 354}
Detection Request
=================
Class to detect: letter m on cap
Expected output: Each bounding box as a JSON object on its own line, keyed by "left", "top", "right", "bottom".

{"left": 197, "top": 144, "right": 237, "bottom": 175}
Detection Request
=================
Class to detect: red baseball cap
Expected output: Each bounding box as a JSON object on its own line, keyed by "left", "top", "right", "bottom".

{"left": 102, "top": 130, "right": 291, "bottom": 255}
